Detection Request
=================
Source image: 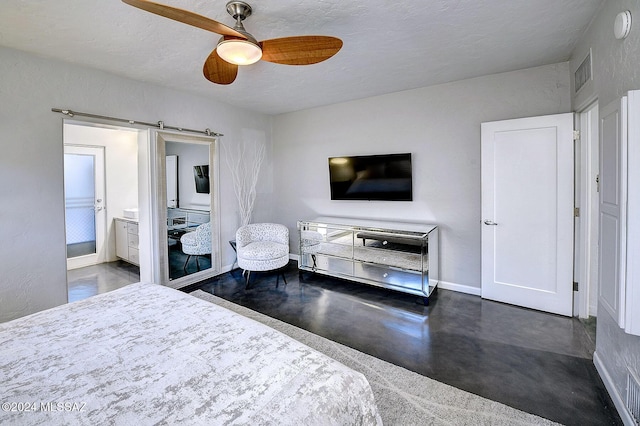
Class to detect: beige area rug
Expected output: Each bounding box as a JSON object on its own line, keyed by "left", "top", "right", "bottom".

{"left": 191, "top": 290, "right": 560, "bottom": 426}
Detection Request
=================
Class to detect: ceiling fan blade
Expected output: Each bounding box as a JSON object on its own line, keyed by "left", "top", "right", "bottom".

{"left": 260, "top": 36, "right": 343, "bottom": 65}
{"left": 203, "top": 49, "right": 238, "bottom": 85}
{"left": 122, "top": 0, "right": 246, "bottom": 39}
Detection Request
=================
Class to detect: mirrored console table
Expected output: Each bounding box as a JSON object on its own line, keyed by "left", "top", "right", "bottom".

{"left": 167, "top": 208, "right": 209, "bottom": 243}
{"left": 298, "top": 217, "right": 439, "bottom": 304}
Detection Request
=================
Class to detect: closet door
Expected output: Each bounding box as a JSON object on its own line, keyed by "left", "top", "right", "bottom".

{"left": 598, "top": 98, "right": 627, "bottom": 326}
{"left": 625, "top": 91, "right": 640, "bottom": 336}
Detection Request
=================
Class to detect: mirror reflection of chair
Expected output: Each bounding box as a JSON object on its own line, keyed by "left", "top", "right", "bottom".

{"left": 180, "top": 222, "right": 211, "bottom": 271}
{"left": 300, "top": 230, "right": 323, "bottom": 271}
{"left": 236, "top": 223, "right": 289, "bottom": 287}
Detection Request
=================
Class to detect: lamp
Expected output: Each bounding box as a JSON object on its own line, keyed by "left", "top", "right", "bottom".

{"left": 217, "top": 37, "right": 262, "bottom": 65}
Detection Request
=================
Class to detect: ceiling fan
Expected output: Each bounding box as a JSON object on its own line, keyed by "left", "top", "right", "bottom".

{"left": 122, "top": 0, "right": 343, "bottom": 85}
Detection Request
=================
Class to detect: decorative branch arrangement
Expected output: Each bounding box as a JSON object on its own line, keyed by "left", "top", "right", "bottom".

{"left": 224, "top": 140, "right": 266, "bottom": 227}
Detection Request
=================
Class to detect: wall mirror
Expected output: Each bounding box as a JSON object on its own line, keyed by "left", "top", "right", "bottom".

{"left": 154, "top": 131, "right": 220, "bottom": 288}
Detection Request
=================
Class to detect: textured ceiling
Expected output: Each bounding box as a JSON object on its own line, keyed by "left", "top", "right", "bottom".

{"left": 0, "top": 0, "right": 603, "bottom": 115}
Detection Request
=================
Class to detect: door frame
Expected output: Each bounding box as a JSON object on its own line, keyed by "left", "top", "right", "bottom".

{"left": 64, "top": 144, "right": 107, "bottom": 270}
{"left": 62, "top": 118, "right": 152, "bottom": 285}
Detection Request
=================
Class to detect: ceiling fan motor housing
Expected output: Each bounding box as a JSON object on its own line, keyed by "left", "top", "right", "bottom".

{"left": 226, "top": 1, "right": 252, "bottom": 21}
{"left": 220, "top": 1, "right": 260, "bottom": 48}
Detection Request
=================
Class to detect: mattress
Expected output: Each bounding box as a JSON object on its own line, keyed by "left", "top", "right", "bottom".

{"left": 0, "top": 283, "right": 382, "bottom": 425}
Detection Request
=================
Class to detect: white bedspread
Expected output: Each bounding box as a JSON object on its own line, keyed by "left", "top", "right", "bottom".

{"left": 0, "top": 283, "right": 382, "bottom": 425}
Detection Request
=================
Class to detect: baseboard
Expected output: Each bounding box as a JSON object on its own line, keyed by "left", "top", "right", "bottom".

{"left": 438, "top": 280, "right": 482, "bottom": 296}
{"left": 593, "top": 351, "right": 634, "bottom": 425}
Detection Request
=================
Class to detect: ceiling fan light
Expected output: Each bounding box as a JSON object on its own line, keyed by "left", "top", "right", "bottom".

{"left": 217, "top": 39, "right": 262, "bottom": 65}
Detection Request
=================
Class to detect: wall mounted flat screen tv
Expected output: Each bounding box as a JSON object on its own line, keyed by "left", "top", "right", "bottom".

{"left": 193, "top": 165, "right": 210, "bottom": 194}
{"left": 328, "top": 153, "right": 412, "bottom": 201}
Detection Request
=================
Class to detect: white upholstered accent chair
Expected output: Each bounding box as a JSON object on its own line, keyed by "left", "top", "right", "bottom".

{"left": 236, "top": 223, "right": 289, "bottom": 287}
{"left": 180, "top": 222, "right": 211, "bottom": 271}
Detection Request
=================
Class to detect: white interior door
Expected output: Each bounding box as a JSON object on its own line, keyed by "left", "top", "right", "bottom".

{"left": 625, "top": 90, "right": 640, "bottom": 336}
{"left": 64, "top": 145, "right": 107, "bottom": 270}
{"left": 598, "top": 98, "right": 627, "bottom": 326}
{"left": 481, "top": 113, "right": 574, "bottom": 316}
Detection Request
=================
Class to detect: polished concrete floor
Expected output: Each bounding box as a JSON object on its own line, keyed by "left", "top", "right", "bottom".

{"left": 66, "top": 250, "right": 209, "bottom": 301}
{"left": 195, "top": 261, "right": 622, "bottom": 426}
{"left": 67, "top": 261, "right": 140, "bottom": 302}
{"left": 168, "top": 242, "right": 211, "bottom": 281}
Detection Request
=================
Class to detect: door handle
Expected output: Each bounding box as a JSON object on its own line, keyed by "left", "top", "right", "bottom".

{"left": 483, "top": 220, "right": 498, "bottom": 226}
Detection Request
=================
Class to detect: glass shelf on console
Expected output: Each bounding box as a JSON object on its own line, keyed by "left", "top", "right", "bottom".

{"left": 298, "top": 217, "right": 439, "bottom": 304}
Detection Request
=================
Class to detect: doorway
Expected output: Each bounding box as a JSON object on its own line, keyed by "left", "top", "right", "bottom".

{"left": 63, "top": 121, "right": 145, "bottom": 301}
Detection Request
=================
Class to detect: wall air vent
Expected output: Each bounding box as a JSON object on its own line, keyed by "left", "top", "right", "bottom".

{"left": 628, "top": 369, "right": 640, "bottom": 424}
{"left": 575, "top": 50, "right": 592, "bottom": 93}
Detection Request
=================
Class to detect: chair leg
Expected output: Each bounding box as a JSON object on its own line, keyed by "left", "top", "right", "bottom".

{"left": 276, "top": 269, "right": 287, "bottom": 288}
{"left": 183, "top": 255, "right": 191, "bottom": 271}
{"left": 244, "top": 270, "right": 251, "bottom": 288}
{"left": 195, "top": 256, "right": 200, "bottom": 271}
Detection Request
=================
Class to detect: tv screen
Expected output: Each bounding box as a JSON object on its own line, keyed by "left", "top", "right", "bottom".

{"left": 193, "top": 165, "right": 210, "bottom": 194}
{"left": 328, "top": 153, "right": 412, "bottom": 201}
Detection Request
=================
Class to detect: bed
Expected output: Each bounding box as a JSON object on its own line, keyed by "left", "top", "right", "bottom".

{"left": 0, "top": 282, "right": 382, "bottom": 425}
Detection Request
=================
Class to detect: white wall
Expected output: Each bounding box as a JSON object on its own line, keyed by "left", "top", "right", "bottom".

{"left": 570, "top": 0, "right": 640, "bottom": 421}
{"left": 0, "top": 46, "right": 273, "bottom": 322}
{"left": 273, "top": 63, "right": 571, "bottom": 292}
{"left": 166, "top": 141, "right": 210, "bottom": 210}
{"left": 64, "top": 123, "right": 139, "bottom": 263}
{"left": 572, "top": 1, "right": 640, "bottom": 110}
